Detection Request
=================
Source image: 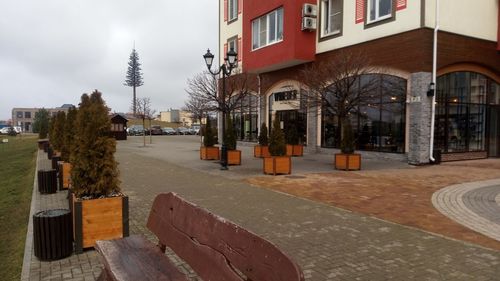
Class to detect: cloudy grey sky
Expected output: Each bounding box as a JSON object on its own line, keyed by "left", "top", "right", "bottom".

{"left": 0, "top": 0, "right": 218, "bottom": 120}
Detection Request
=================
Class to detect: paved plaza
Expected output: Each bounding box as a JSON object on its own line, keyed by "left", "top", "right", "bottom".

{"left": 22, "top": 136, "right": 500, "bottom": 280}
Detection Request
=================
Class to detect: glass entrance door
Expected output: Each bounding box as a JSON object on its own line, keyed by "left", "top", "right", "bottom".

{"left": 488, "top": 106, "right": 500, "bottom": 157}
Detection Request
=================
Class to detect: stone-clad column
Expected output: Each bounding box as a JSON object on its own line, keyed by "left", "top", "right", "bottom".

{"left": 306, "top": 105, "right": 319, "bottom": 153}
{"left": 408, "top": 72, "right": 432, "bottom": 165}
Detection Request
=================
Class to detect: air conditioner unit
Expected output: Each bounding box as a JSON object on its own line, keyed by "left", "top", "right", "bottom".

{"left": 302, "top": 3, "right": 317, "bottom": 17}
{"left": 302, "top": 17, "right": 317, "bottom": 31}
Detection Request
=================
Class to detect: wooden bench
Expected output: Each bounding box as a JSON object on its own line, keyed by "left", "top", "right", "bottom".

{"left": 95, "top": 192, "right": 304, "bottom": 281}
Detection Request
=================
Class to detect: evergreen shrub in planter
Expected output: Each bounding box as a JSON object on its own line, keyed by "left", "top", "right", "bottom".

{"left": 70, "top": 90, "right": 129, "bottom": 253}
{"left": 200, "top": 117, "right": 219, "bottom": 160}
{"left": 254, "top": 123, "right": 270, "bottom": 158}
{"left": 263, "top": 118, "right": 291, "bottom": 175}
{"left": 335, "top": 120, "right": 361, "bottom": 170}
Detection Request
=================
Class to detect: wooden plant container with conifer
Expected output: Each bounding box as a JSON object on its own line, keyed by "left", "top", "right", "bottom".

{"left": 285, "top": 126, "right": 303, "bottom": 157}
{"left": 200, "top": 117, "right": 220, "bottom": 160}
{"left": 263, "top": 118, "right": 291, "bottom": 175}
{"left": 70, "top": 91, "right": 129, "bottom": 253}
{"left": 200, "top": 146, "right": 220, "bottom": 160}
{"left": 227, "top": 150, "right": 241, "bottom": 165}
{"left": 254, "top": 122, "right": 270, "bottom": 158}
{"left": 59, "top": 162, "right": 72, "bottom": 189}
{"left": 224, "top": 117, "right": 241, "bottom": 165}
{"left": 72, "top": 194, "right": 128, "bottom": 251}
{"left": 334, "top": 120, "right": 361, "bottom": 170}
{"left": 254, "top": 145, "right": 270, "bottom": 158}
{"left": 334, "top": 154, "right": 361, "bottom": 171}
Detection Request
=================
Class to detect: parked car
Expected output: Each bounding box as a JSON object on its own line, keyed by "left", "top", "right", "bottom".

{"left": 150, "top": 125, "right": 163, "bottom": 135}
{"left": 0, "top": 126, "right": 20, "bottom": 135}
{"left": 176, "top": 127, "right": 190, "bottom": 135}
{"left": 162, "top": 127, "right": 176, "bottom": 135}
{"left": 191, "top": 125, "right": 201, "bottom": 135}
{"left": 127, "top": 125, "right": 144, "bottom": 136}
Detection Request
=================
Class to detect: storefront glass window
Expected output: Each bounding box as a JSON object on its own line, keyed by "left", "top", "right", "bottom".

{"left": 435, "top": 72, "right": 498, "bottom": 153}
{"left": 321, "top": 74, "right": 406, "bottom": 153}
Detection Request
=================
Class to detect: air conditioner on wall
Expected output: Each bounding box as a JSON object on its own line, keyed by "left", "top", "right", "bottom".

{"left": 302, "top": 17, "right": 317, "bottom": 31}
{"left": 302, "top": 3, "right": 317, "bottom": 17}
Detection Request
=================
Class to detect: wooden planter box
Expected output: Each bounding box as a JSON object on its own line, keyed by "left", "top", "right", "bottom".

{"left": 334, "top": 153, "right": 361, "bottom": 171}
{"left": 286, "top": 144, "right": 304, "bottom": 157}
{"left": 254, "top": 145, "right": 270, "bottom": 158}
{"left": 72, "top": 194, "right": 129, "bottom": 253}
{"left": 227, "top": 150, "right": 241, "bottom": 165}
{"left": 58, "top": 162, "right": 72, "bottom": 190}
{"left": 263, "top": 156, "right": 292, "bottom": 175}
{"left": 200, "top": 146, "right": 220, "bottom": 160}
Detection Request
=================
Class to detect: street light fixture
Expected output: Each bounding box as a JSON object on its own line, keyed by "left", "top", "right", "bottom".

{"left": 203, "top": 48, "right": 238, "bottom": 170}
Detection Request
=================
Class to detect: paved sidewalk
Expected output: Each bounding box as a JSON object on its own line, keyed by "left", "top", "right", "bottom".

{"left": 23, "top": 136, "right": 500, "bottom": 280}
{"left": 432, "top": 179, "right": 500, "bottom": 242}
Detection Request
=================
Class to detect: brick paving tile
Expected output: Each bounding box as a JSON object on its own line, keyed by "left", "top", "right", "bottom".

{"left": 24, "top": 137, "right": 500, "bottom": 280}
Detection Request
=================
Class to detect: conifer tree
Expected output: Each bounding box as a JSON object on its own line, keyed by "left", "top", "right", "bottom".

{"left": 124, "top": 48, "right": 144, "bottom": 116}
{"left": 268, "top": 117, "right": 286, "bottom": 156}
{"left": 258, "top": 123, "right": 268, "bottom": 146}
{"left": 61, "top": 107, "right": 77, "bottom": 162}
{"left": 203, "top": 116, "right": 216, "bottom": 147}
{"left": 71, "top": 90, "right": 120, "bottom": 198}
{"left": 52, "top": 111, "right": 66, "bottom": 152}
{"left": 224, "top": 116, "right": 237, "bottom": 150}
{"left": 33, "top": 108, "right": 50, "bottom": 138}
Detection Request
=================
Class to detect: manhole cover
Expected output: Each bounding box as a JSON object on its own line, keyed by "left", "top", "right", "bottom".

{"left": 285, "top": 175, "right": 306, "bottom": 179}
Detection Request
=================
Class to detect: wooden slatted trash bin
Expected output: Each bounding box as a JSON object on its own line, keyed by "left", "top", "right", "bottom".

{"left": 37, "top": 169, "right": 57, "bottom": 194}
{"left": 51, "top": 155, "right": 61, "bottom": 171}
{"left": 33, "top": 209, "right": 73, "bottom": 261}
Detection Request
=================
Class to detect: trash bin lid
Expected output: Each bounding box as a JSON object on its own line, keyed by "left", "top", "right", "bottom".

{"left": 35, "top": 209, "right": 70, "bottom": 217}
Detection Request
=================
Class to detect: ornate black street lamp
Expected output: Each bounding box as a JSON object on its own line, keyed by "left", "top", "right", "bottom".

{"left": 203, "top": 48, "right": 238, "bottom": 170}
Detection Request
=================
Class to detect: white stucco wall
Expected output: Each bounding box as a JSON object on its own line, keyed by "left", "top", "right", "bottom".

{"left": 425, "top": 0, "right": 498, "bottom": 41}
{"left": 316, "top": 0, "right": 421, "bottom": 54}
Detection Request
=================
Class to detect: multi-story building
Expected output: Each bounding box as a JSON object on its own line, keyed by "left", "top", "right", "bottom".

{"left": 219, "top": 0, "right": 499, "bottom": 164}
{"left": 159, "top": 109, "right": 195, "bottom": 127}
{"left": 11, "top": 104, "right": 74, "bottom": 133}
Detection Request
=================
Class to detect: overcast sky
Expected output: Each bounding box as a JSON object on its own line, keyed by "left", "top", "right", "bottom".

{"left": 0, "top": 0, "right": 218, "bottom": 120}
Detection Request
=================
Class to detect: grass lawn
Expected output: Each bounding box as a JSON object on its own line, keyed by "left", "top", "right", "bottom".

{"left": 0, "top": 135, "right": 37, "bottom": 280}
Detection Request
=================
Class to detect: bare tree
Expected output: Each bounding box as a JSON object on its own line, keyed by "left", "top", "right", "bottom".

{"left": 185, "top": 70, "right": 257, "bottom": 141}
{"left": 298, "top": 50, "right": 378, "bottom": 151}
{"left": 135, "top": 97, "right": 153, "bottom": 147}
{"left": 183, "top": 89, "right": 212, "bottom": 144}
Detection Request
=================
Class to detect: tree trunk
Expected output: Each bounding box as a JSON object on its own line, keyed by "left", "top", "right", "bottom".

{"left": 142, "top": 118, "right": 146, "bottom": 147}
{"left": 133, "top": 86, "right": 137, "bottom": 116}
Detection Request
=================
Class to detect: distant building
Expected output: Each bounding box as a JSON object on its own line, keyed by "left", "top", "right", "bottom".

{"left": 160, "top": 109, "right": 180, "bottom": 123}
{"left": 159, "top": 109, "right": 196, "bottom": 127}
{"left": 11, "top": 105, "right": 74, "bottom": 133}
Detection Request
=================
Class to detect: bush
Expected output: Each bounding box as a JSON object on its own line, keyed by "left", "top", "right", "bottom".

{"left": 203, "top": 116, "right": 216, "bottom": 147}
{"left": 71, "top": 90, "right": 120, "bottom": 198}
{"left": 258, "top": 123, "right": 268, "bottom": 146}
{"left": 224, "top": 116, "right": 237, "bottom": 150}
{"left": 268, "top": 117, "right": 286, "bottom": 156}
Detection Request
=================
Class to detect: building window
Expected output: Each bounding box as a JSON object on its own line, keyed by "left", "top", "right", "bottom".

{"left": 321, "top": 74, "right": 406, "bottom": 153}
{"left": 228, "top": 0, "right": 238, "bottom": 21}
{"left": 274, "top": 90, "right": 297, "bottom": 101}
{"left": 252, "top": 7, "right": 283, "bottom": 50}
{"left": 434, "top": 72, "right": 499, "bottom": 154}
{"left": 16, "top": 111, "right": 23, "bottom": 118}
{"left": 321, "top": 0, "right": 342, "bottom": 38}
{"left": 25, "top": 112, "right": 31, "bottom": 119}
{"left": 228, "top": 36, "right": 238, "bottom": 55}
{"left": 367, "top": 0, "right": 392, "bottom": 23}
{"left": 230, "top": 94, "right": 259, "bottom": 141}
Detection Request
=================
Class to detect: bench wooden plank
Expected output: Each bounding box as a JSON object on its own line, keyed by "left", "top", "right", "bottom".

{"left": 95, "top": 235, "right": 188, "bottom": 281}
{"left": 147, "top": 192, "right": 304, "bottom": 281}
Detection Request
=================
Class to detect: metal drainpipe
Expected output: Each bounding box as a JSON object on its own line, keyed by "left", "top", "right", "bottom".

{"left": 257, "top": 74, "right": 261, "bottom": 129}
{"left": 430, "top": 0, "right": 439, "bottom": 162}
